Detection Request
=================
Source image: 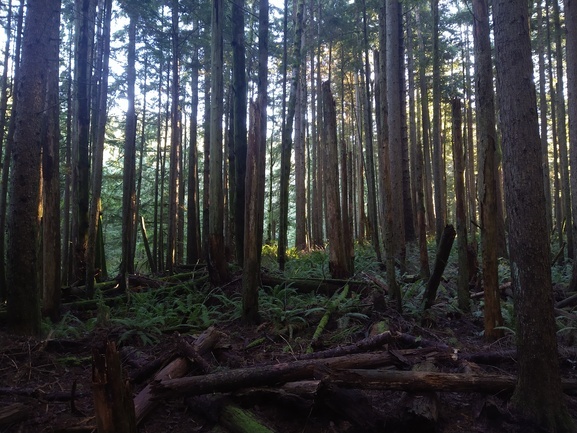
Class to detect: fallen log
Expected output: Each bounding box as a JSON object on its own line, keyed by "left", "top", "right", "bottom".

{"left": 134, "top": 326, "right": 222, "bottom": 424}
{"left": 260, "top": 274, "right": 368, "bottom": 295}
{"left": 0, "top": 403, "right": 29, "bottom": 426}
{"left": 322, "top": 369, "right": 577, "bottom": 393}
{"left": 151, "top": 351, "right": 398, "bottom": 399}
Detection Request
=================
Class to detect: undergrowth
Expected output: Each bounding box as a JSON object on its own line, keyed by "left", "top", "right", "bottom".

{"left": 46, "top": 238, "right": 577, "bottom": 348}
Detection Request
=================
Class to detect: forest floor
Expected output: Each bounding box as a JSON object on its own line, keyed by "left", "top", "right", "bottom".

{"left": 2, "top": 247, "right": 577, "bottom": 432}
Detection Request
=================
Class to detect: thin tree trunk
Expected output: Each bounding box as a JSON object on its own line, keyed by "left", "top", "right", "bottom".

{"left": 278, "top": 0, "right": 305, "bottom": 270}
{"left": 232, "top": 0, "right": 247, "bottom": 265}
{"left": 451, "top": 99, "right": 469, "bottom": 312}
{"left": 166, "top": 0, "right": 181, "bottom": 273}
{"left": 85, "top": 0, "right": 111, "bottom": 298}
{"left": 187, "top": 48, "right": 201, "bottom": 264}
{"left": 120, "top": 13, "right": 137, "bottom": 286}
{"left": 208, "top": 0, "right": 230, "bottom": 283}
{"left": 431, "top": 0, "right": 445, "bottom": 243}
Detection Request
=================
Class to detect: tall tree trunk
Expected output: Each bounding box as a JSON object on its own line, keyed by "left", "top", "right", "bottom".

{"left": 294, "top": 58, "right": 307, "bottom": 251}
{"left": 278, "top": 0, "right": 305, "bottom": 270}
{"left": 386, "top": 0, "right": 405, "bottom": 262}
{"left": 406, "top": 11, "right": 429, "bottom": 280}
{"left": 166, "top": 0, "right": 181, "bottom": 273}
{"left": 232, "top": 0, "right": 247, "bottom": 265}
{"left": 242, "top": 0, "right": 268, "bottom": 324}
{"left": 322, "top": 81, "right": 351, "bottom": 279}
{"left": 431, "top": 0, "right": 445, "bottom": 243}
{"left": 72, "top": 0, "right": 96, "bottom": 283}
{"left": 85, "top": 0, "right": 111, "bottom": 298}
{"left": 208, "top": 0, "right": 230, "bottom": 283}
{"left": 7, "top": 0, "right": 61, "bottom": 336}
{"left": 361, "top": 0, "right": 382, "bottom": 263}
{"left": 451, "top": 100, "right": 469, "bottom": 313}
{"left": 120, "top": 12, "right": 137, "bottom": 285}
{"left": 553, "top": 0, "right": 572, "bottom": 259}
{"left": 565, "top": 0, "right": 577, "bottom": 293}
{"left": 187, "top": 48, "right": 201, "bottom": 264}
{"left": 0, "top": 0, "right": 23, "bottom": 302}
{"left": 472, "top": 0, "right": 503, "bottom": 340}
{"left": 537, "top": 1, "right": 552, "bottom": 234}
{"left": 415, "top": 9, "right": 435, "bottom": 234}
{"left": 493, "top": 0, "right": 573, "bottom": 428}
{"left": 42, "top": 0, "right": 62, "bottom": 321}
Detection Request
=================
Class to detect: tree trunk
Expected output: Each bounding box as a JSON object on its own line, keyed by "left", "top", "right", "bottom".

{"left": 415, "top": 9, "right": 435, "bottom": 234}
{"left": 242, "top": 0, "right": 269, "bottom": 324}
{"left": 386, "top": 0, "right": 406, "bottom": 262}
{"left": 232, "top": 0, "right": 247, "bottom": 265}
{"left": 208, "top": 0, "right": 230, "bottom": 284}
{"left": 166, "top": 0, "right": 181, "bottom": 273}
{"left": 493, "top": 0, "right": 574, "bottom": 428}
{"left": 42, "top": 0, "right": 62, "bottom": 321}
{"left": 187, "top": 48, "right": 201, "bottom": 264}
{"left": 361, "top": 0, "right": 382, "bottom": 263}
{"left": 322, "top": 81, "right": 351, "bottom": 279}
{"left": 278, "top": 0, "right": 305, "bottom": 270}
{"left": 85, "top": 0, "right": 111, "bottom": 298}
{"left": 473, "top": 0, "right": 503, "bottom": 340}
{"left": 71, "top": 0, "right": 96, "bottom": 284}
{"left": 451, "top": 99, "right": 469, "bottom": 313}
{"left": 431, "top": 0, "right": 445, "bottom": 244}
{"left": 7, "top": 0, "right": 60, "bottom": 336}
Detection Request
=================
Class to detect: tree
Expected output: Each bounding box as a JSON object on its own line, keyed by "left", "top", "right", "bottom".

{"left": 322, "top": 81, "right": 352, "bottom": 279}
{"left": 566, "top": 0, "right": 577, "bottom": 293}
{"left": 85, "top": 0, "right": 112, "bottom": 298}
{"left": 7, "top": 0, "right": 61, "bottom": 335}
{"left": 166, "top": 0, "right": 182, "bottom": 273}
{"left": 278, "top": 0, "right": 305, "bottom": 271}
{"left": 232, "top": 0, "right": 247, "bottom": 264}
{"left": 208, "top": 0, "right": 230, "bottom": 283}
{"left": 42, "top": 0, "right": 62, "bottom": 320}
{"left": 472, "top": 0, "right": 503, "bottom": 340}
{"left": 493, "top": 0, "right": 574, "bottom": 428}
{"left": 71, "top": 0, "right": 97, "bottom": 283}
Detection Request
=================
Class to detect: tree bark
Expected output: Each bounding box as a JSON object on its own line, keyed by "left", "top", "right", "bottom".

{"left": 7, "top": 0, "right": 60, "bottom": 335}
{"left": 473, "top": 0, "right": 504, "bottom": 340}
{"left": 451, "top": 99, "right": 469, "bottom": 312}
{"left": 422, "top": 225, "right": 456, "bottom": 311}
{"left": 208, "top": 0, "right": 230, "bottom": 284}
{"left": 493, "top": 0, "right": 574, "bottom": 428}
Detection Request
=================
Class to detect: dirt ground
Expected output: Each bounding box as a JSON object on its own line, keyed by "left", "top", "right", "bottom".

{"left": 2, "top": 285, "right": 577, "bottom": 433}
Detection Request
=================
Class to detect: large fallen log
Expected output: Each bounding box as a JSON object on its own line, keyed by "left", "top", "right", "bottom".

{"left": 322, "top": 369, "right": 577, "bottom": 393}
{"left": 260, "top": 274, "right": 368, "bottom": 295}
{"left": 151, "top": 351, "right": 400, "bottom": 398}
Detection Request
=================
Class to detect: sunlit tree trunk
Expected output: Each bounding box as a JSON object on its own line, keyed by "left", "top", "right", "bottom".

{"left": 493, "top": 0, "right": 573, "bottom": 427}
